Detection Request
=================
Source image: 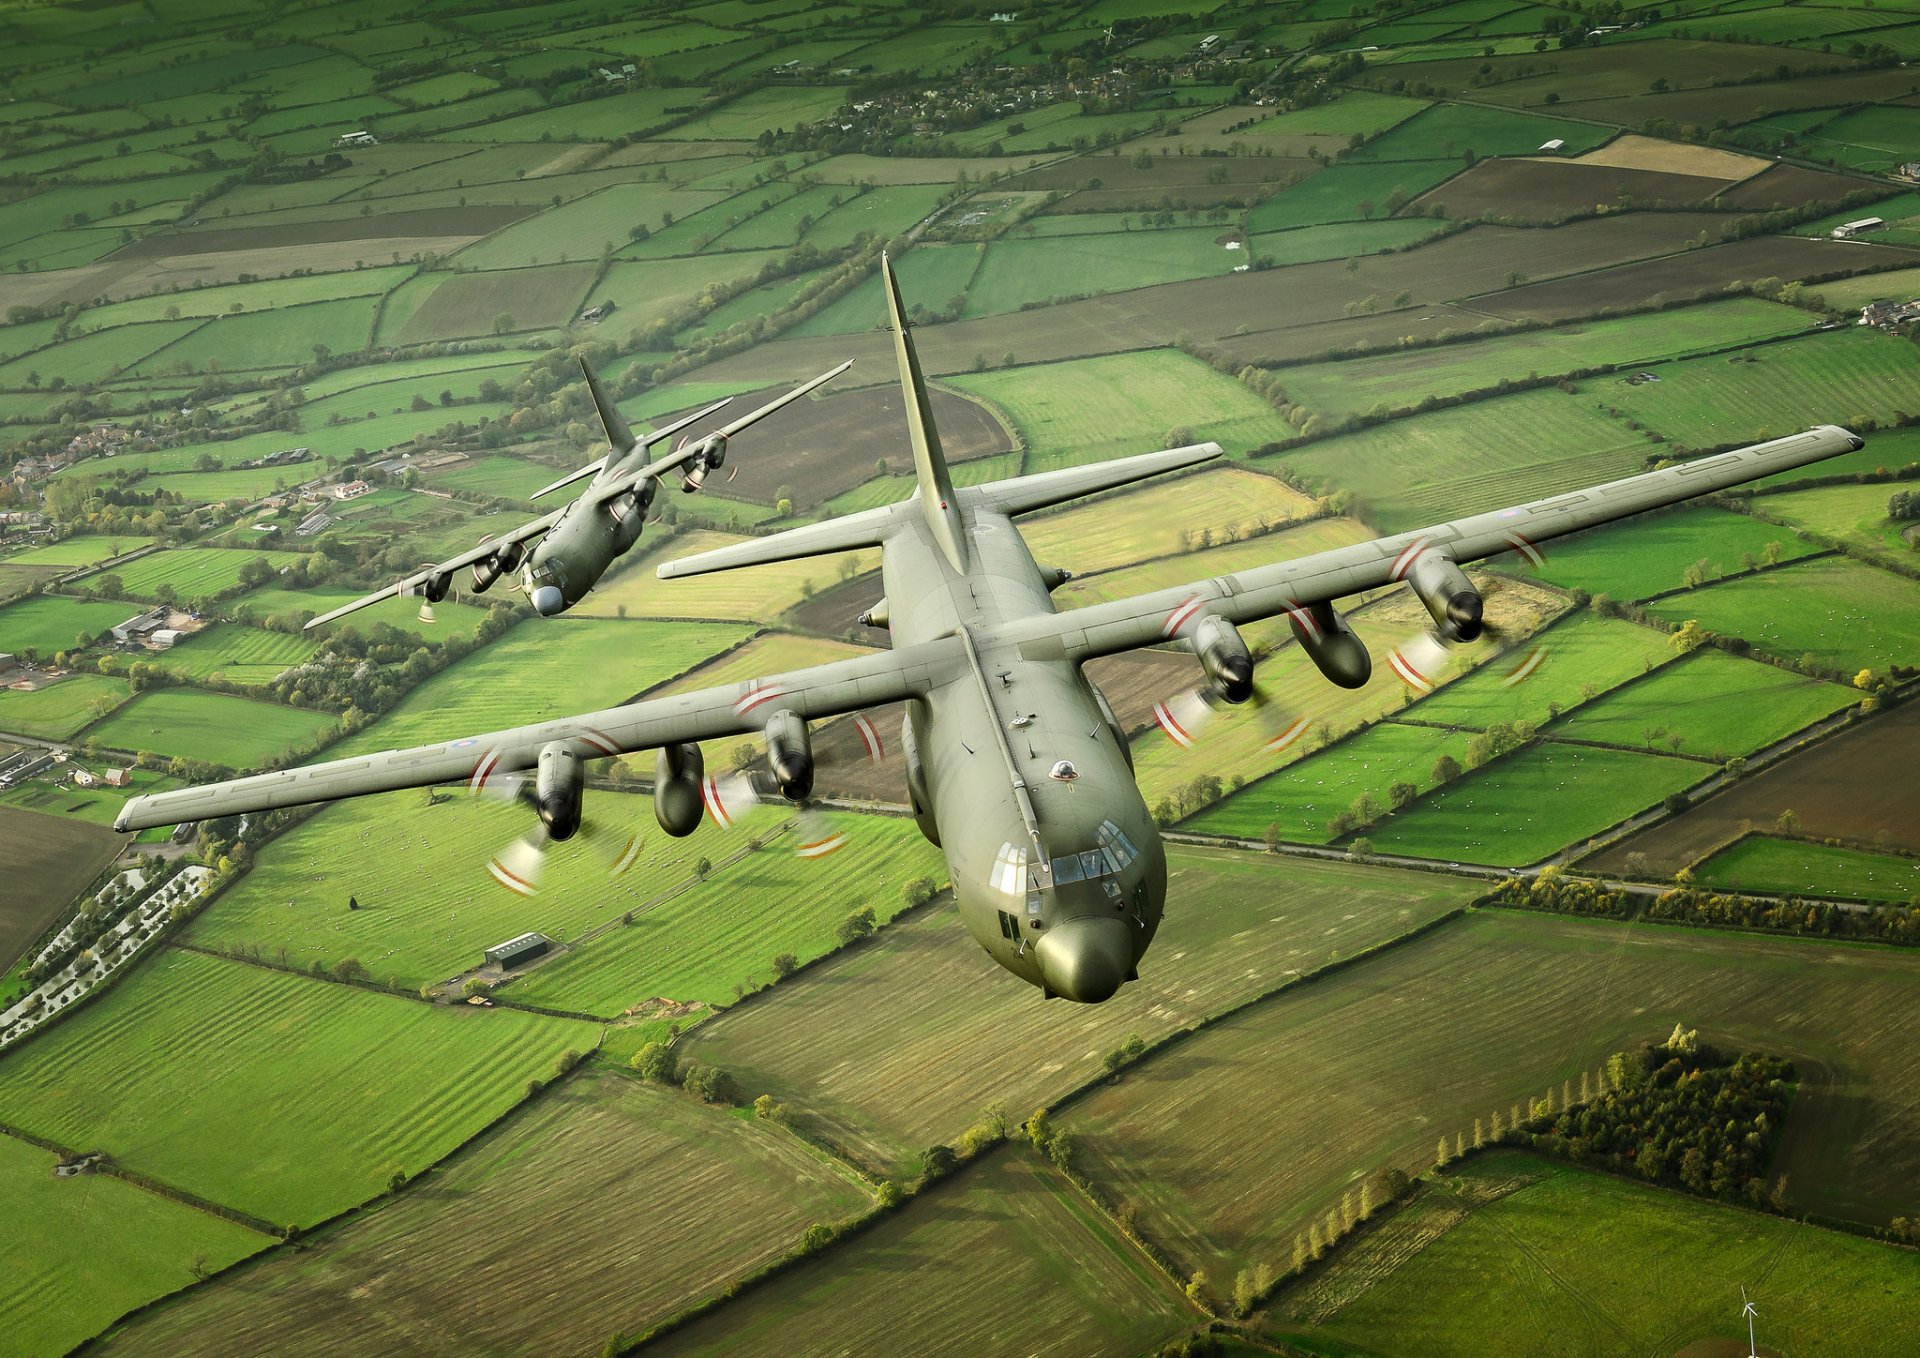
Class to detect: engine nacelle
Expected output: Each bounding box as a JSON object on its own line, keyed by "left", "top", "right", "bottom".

{"left": 470, "top": 541, "right": 524, "bottom": 592}
{"left": 535, "top": 741, "right": 585, "bottom": 841}
{"left": 765, "top": 709, "right": 813, "bottom": 801}
{"left": 680, "top": 433, "right": 728, "bottom": 493}
{"left": 1038, "top": 565, "right": 1075, "bottom": 591}
{"left": 422, "top": 572, "right": 451, "bottom": 604}
{"left": 653, "top": 742, "right": 704, "bottom": 838}
{"left": 1290, "top": 600, "right": 1371, "bottom": 689}
{"left": 1406, "top": 550, "right": 1483, "bottom": 642}
{"left": 1193, "top": 613, "right": 1254, "bottom": 703}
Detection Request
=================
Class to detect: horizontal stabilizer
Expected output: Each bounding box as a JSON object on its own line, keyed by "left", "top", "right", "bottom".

{"left": 531, "top": 456, "right": 606, "bottom": 500}
{"left": 656, "top": 504, "right": 899, "bottom": 580}
{"left": 971, "top": 442, "right": 1223, "bottom": 517}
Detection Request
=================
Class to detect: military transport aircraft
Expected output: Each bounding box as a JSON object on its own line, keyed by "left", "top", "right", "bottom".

{"left": 301, "top": 358, "right": 852, "bottom": 628}
{"left": 118, "top": 257, "right": 1863, "bottom": 1005}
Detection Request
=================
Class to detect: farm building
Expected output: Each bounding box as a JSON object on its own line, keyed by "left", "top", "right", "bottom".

{"left": 1832, "top": 217, "right": 1886, "bottom": 239}
{"left": 148, "top": 629, "right": 184, "bottom": 650}
{"left": 483, "top": 932, "right": 552, "bottom": 969}
{"left": 1538, "top": 138, "right": 1566, "bottom": 153}
{"left": 110, "top": 608, "right": 169, "bottom": 643}
{"left": 329, "top": 480, "right": 372, "bottom": 501}
{"left": 1860, "top": 299, "right": 1920, "bottom": 329}
{"left": 333, "top": 130, "right": 377, "bottom": 148}
{"left": 0, "top": 652, "right": 17, "bottom": 677}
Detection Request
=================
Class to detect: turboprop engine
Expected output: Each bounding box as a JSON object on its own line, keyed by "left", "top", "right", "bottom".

{"left": 534, "top": 741, "right": 585, "bottom": 841}
{"left": 653, "top": 742, "right": 704, "bottom": 837}
{"left": 764, "top": 710, "right": 813, "bottom": 801}
{"left": 1289, "top": 600, "right": 1371, "bottom": 689}
{"left": 1193, "top": 613, "right": 1254, "bottom": 703}
{"left": 1404, "top": 549, "right": 1483, "bottom": 642}
{"left": 680, "top": 433, "right": 727, "bottom": 492}
{"left": 469, "top": 540, "right": 525, "bottom": 592}
{"left": 422, "top": 572, "right": 452, "bottom": 603}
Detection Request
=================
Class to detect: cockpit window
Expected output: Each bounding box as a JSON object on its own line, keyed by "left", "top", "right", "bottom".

{"left": 1051, "top": 853, "right": 1084, "bottom": 885}
{"left": 990, "top": 843, "right": 1028, "bottom": 896}
{"left": 1079, "top": 850, "right": 1105, "bottom": 878}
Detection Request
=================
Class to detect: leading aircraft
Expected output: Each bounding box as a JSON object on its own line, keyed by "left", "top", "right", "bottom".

{"left": 118, "top": 258, "right": 1863, "bottom": 1004}
{"left": 301, "top": 358, "right": 851, "bottom": 628}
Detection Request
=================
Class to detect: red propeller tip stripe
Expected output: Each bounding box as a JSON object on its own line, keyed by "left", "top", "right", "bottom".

{"left": 1153, "top": 701, "right": 1196, "bottom": 748}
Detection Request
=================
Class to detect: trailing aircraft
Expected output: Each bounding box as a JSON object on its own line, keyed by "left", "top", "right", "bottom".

{"left": 301, "top": 359, "right": 852, "bottom": 628}
{"left": 117, "top": 258, "right": 1863, "bottom": 1004}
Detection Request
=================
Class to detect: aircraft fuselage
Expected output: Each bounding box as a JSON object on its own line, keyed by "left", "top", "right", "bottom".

{"left": 885, "top": 502, "right": 1165, "bottom": 1003}
{"left": 520, "top": 454, "right": 654, "bottom": 616}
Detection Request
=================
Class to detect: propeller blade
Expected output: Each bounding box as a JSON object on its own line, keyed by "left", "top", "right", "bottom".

{"left": 791, "top": 808, "right": 848, "bottom": 860}
{"left": 1152, "top": 688, "right": 1217, "bottom": 748}
{"left": 487, "top": 834, "right": 546, "bottom": 897}
{"left": 1387, "top": 630, "right": 1450, "bottom": 694}
{"left": 702, "top": 771, "right": 761, "bottom": 829}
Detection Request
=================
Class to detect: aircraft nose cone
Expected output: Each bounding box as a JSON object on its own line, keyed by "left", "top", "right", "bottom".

{"left": 531, "top": 585, "right": 566, "bottom": 616}
{"left": 1035, "top": 916, "right": 1133, "bottom": 1004}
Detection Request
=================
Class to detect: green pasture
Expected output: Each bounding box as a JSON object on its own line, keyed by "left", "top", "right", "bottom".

{"left": 800, "top": 183, "right": 948, "bottom": 250}
{"left": 1246, "top": 161, "right": 1463, "bottom": 232}
{"left": 644, "top": 1149, "right": 1188, "bottom": 1357}
{"left": 1274, "top": 297, "right": 1817, "bottom": 425}
{"left": 1549, "top": 647, "right": 1854, "bottom": 760}
{"left": 1278, "top": 387, "right": 1651, "bottom": 532}
{"left": 101, "top": 1069, "right": 872, "bottom": 1358}
{"left": 1063, "top": 909, "right": 1920, "bottom": 1298}
{"left": 112, "top": 549, "right": 306, "bottom": 601}
{"left": 951, "top": 349, "right": 1301, "bottom": 474}
{"left": 89, "top": 690, "right": 337, "bottom": 768}
{"left": 963, "top": 230, "right": 1248, "bottom": 317}
{"left": 143, "top": 469, "right": 311, "bottom": 504}
{"left": 1643, "top": 555, "right": 1920, "bottom": 671}
{"left": 381, "top": 263, "right": 598, "bottom": 345}
{"left": 579, "top": 532, "right": 878, "bottom": 622}
{"left": 233, "top": 587, "right": 490, "bottom": 640}
{"left": 1351, "top": 103, "right": 1611, "bottom": 160}
{"left": 1789, "top": 105, "right": 1920, "bottom": 173}
{"left": 0, "top": 766, "right": 178, "bottom": 832}
{"left": 1279, "top": 1151, "right": 1920, "bottom": 1358}
{"left": 786, "top": 243, "right": 983, "bottom": 337}
{"left": 2, "top": 536, "right": 156, "bottom": 569}
{"left": 425, "top": 454, "right": 553, "bottom": 505}
{"left": 1607, "top": 328, "right": 1920, "bottom": 451}
{"left": 328, "top": 618, "right": 748, "bottom": 759}
{"left": 1366, "top": 741, "right": 1702, "bottom": 864}
{"left": 1693, "top": 835, "right": 1920, "bottom": 903}
{"left": 0, "top": 596, "right": 141, "bottom": 657}
{"left": 656, "top": 85, "right": 851, "bottom": 141}
{"left": 0, "top": 1132, "right": 268, "bottom": 1358}
{"left": 684, "top": 847, "right": 1474, "bottom": 1177}
{"left": 1020, "top": 467, "right": 1314, "bottom": 576}
{"left": 1248, "top": 217, "right": 1446, "bottom": 268}
{"left": 590, "top": 250, "right": 790, "bottom": 337}
{"left": 1533, "top": 504, "right": 1820, "bottom": 602}
{"left": 1189, "top": 720, "right": 1470, "bottom": 843}
{"left": 150, "top": 623, "right": 321, "bottom": 686}
{"left": 0, "top": 949, "right": 597, "bottom": 1226}
{"left": 1408, "top": 612, "right": 1676, "bottom": 732}
{"left": 1750, "top": 480, "right": 1920, "bottom": 567}
{"left": 451, "top": 185, "right": 725, "bottom": 270}
{"left": 1206, "top": 90, "right": 1429, "bottom": 139}
{"left": 0, "top": 318, "right": 204, "bottom": 389}
{"left": 0, "top": 674, "right": 129, "bottom": 740}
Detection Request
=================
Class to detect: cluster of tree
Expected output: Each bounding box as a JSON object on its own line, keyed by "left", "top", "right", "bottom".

{"left": 627, "top": 1041, "right": 735, "bottom": 1105}
{"left": 1522, "top": 1029, "right": 1793, "bottom": 1208}
{"left": 1647, "top": 886, "right": 1920, "bottom": 944}
{"left": 1485, "top": 870, "right": 1631, "bottom": 918}
{"left": 19, "top": 862, "right": 184, "bottom": 989}
{"left": 1888, "top": 489, "right": 1920, "bottom": 522}
{"left": 1152, "top": 771, "right": 1232, "bottom": 826}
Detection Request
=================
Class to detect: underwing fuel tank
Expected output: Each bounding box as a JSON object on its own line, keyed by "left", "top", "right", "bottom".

{"left": 1289, "top": 600, "right": 1371, "bottom": 688}
{"left": 653, "top": 742, "right": 704, "bottom": 837}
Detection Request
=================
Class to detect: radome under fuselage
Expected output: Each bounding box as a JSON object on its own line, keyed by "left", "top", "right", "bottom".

{"left": 884, "top": 496, "right": 1165, "bottom": 1003}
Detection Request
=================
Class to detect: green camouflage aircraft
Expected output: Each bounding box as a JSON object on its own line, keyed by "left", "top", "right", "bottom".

{"left": 118, "top": 258, "right": 1862, "bottom": 1004}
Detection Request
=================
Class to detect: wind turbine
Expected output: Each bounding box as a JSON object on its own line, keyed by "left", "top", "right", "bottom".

{"left": 1740, "top": 1285, "right": 1758, "bottom": 1358}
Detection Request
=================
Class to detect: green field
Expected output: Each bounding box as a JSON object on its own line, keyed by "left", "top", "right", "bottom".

{"left": 684, "top": 848, "right": 1475, "bottom": 1177}
{"left": 1693, "top": 835, "right": 1920, "bottom": 903}
{"left": 0, "top": 1132, "right": 268, "bottom": 1358}
{"left": 1368, "top": 741, "right": 1702, "bottom": 865}
{"left": 1532, "top": 504, "right": 1820, "bottom": 602}
{"left": 0, "top": 673, "right": 129, "bottom": 740}
{"left": 1019, "top": 467, "right": 1313, "bottom": 576}
{"left": 127, "top": 297, "right": 380, "bottom": 374}
{"left": 233, "top": 587, "right": 492, "bottom": 640}
{"left": 1750, "top": 480, "right": 1920, "bottom": 567}
{"left": 1273, "top": 298, "right": 1816, "bottom": 426}
{"left": 89, "top": 690, "right": 338, "bottom": 768}
{"left": 2, "top": 535, "right": 156, "bottom": 568}
{"left": 1643, "top": 555, "right": 1920, "bottom": 671}
{"left": 578, "top": 533, "right": 879, "bottom": 622}
{"left": 1408, "top": 612, "right": 1678, "bottom": 732}
{"left": 952, "top": 349, "right": 1302, "bottom": 474}
{"left": 1548, "top": 648, "right": 1855, "bottom": 760}
{"left": 100, "top": 1069, "right": 872, "bottom": 1358}
{"left": 328, "top": 617, "right": 748, "bottom": 758}
{"left": 1350, "top": 103, "right": 1612, "bottom": 160}
{"left": 0, "top": 765, "right": 179, "bottom": 834}
{"left": 151, "top": 624, "right": 321, "bottom": 686}
{"left": 1060, "top": 909, "right": 1920, "bottom": 1299}
{"left": 111, "top": 550, "right": 307, "bottom": 603}
{"left": 1245, "top": 161, "right": 1463, "bottom": 232}
{"left": 1277, "top": 1151, "right": 1920, "bottom": 1357}
{"left": 0, "top": 949, "right": 597, "bottom": 1225}
{"left": 963, "top": 230, "right": 1247, "bottom": 317}
{"left": 0, "top": 595, "right": 143, "bottom": 657}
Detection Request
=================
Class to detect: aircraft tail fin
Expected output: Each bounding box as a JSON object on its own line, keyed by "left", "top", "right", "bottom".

{"left": 580, "top": 357, "right": 638, "bottom": 457}
{"left": 882, "top": 253, "right": 969, "bottom": 574}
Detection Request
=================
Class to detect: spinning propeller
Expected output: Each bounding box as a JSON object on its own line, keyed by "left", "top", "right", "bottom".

{"left": 468, "top": 740, "right": 645, "bottom": 897}
{"left": 698, "top": 711, "right": 887, "bottom": 860}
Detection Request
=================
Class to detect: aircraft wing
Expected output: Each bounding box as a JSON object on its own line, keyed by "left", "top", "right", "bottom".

{"left": 1004, "top": 424, "right": 1864, "bottom": 662}
{"left": 114, "top": 637, "right": 963, "bottom": 832}
{"left": 301, "top": 507, "right": 571, "bottom": 630}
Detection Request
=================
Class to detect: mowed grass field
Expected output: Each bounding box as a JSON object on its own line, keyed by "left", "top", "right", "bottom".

{"left": 1643, "top": 555, "right": 1920, "bottom": 671}
{"left": 684, "top": 849, "right": 1476, "bottom": 1177}
{"left": 234, "top": 587, "right": 492, "bottom": 640}
{"left": 1406, "top": 612, "right": 1677, "bottom": 732}
{"left": 327, "top": 617, "right": 749, "bottom": 758}
{"left": 1018, "top": 467, "right": 1315, "bottom": 576}
{"left": 1547, "top": 648, "right": 1855, "bottom": 761}
{"left": 101, "top": 1070, "right": 871, "bottom": 1358}
{"left": 89, "top": 690, "right": 337, "bottom": 768}
{"left": 0, "top": 1132, "right": 268, "bottom": 1358}
{"left": 1062, "top": 909, "right": 1920, "bottom": 1302}
{"left": 1365, "top": 741, "right": 1700, "bottom": 864}
{"left": 643, "top": 1148, "right": 1190, "bottom": 1358}
{"left": 151, "top": 623, "right": 320, "bottom": 686}
{"left": 1531, "top": 504, "right": 1820, "bottom": 602}
{"left": 577, "top": 533, "right": 879, "bottom": 622}
{"left": 0, "top": 949, "right": 597, "bottom": 1226}
{"left": 0, "top": 673, "right": 129, "bottom": 739}
{"left": 1748, "top": 479, "right": 1920, "bottom": 568}
{"left": 0, "top": 595, "right": 143, "bottom": 656}
{"left": 111, "top": 549, "right": 307, "bottom": 601}
{"left": 951, "top": 350, "right": 1302, "bottom": 473}
{"left": 2, "top": 535, "right": 156, "bottom": 568}
{"left": 1276, "top": 1151, "right": 1920, "bottom": 1358}
{"left": 1693, "top": 835, "right": 1920, "bottom": 903}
